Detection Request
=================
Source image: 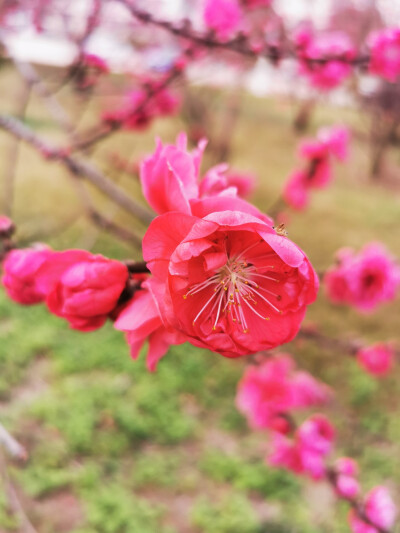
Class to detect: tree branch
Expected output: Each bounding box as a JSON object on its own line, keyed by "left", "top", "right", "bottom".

{"left": 116, "top": 1, "right": 370, "bottom": 67}
{"left": 0, "top": 114, "right": 154, "bottom": 225}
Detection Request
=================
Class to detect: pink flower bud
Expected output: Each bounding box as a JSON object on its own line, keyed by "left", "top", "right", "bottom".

{"left": 357, "top": 343, "right": 394, "bottom": 377}
{"left": 37, "top": 250, "right": 129, "bottom": 331}
{"left": 297, "top": 414, "right": 335, "bottom": 456}
{"left": 2, "top": 246, "right": 53, "bottom": 305}
{"left": 365, "top": 486, "right": 397, "bottom": 530}
{"left": 335, "top": 457, "right": 359, "bottom": 477}
{"left": 0, "top": 215, "right": 15, "bottom": 237}
{"left": 336, "top": 475, "right": 360, "bottom": 499}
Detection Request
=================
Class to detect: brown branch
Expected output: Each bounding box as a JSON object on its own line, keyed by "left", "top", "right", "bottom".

{"left": 123, "top": 260, "right": 150, "bottom": 274}
{"left": 116, "top": 1, "right": 370, "bottom": 67}
{"left": 0, "top": 114, "right": 154, "bottom": 225}
{"left": 0, "top": 423, "right": 27, "bottom": 462}
{"left": 298, "top": 325, "right": 400, "bottom": 360}
{"left": 0, "top": 452, "right": 36, "bottom": 533}
{"left": 325, "top": 467, "right": 391, "bottom": 533}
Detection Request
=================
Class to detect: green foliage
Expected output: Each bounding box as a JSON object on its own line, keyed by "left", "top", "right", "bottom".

{"left": 192, "top": 494, "right": 259, "bottom": 533}
{"left": 131, "top": 450, "right": 179, "bottom": 488}
{"left": 78, "top": 485, "right": 165, "bottom": 533}
{"left": 200, "top": 451, "right": 299, "bottom": 500}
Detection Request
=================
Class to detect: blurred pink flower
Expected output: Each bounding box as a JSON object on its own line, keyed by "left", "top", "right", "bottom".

{"left": 368, "top": 27, "right": 400, "bottom": 82}
{"left": 2, "top": 245, "right": 52, "bottom": 305}
{"left": 236, "top": 354, "right": 330, "bottom": 430}
{"left": 0, "top": 215, "right": 14, "bottom": 236}
{"left": 334, "top": 457, "right": 360, "bottom": 500}
{"left": 268, "top": 414, "right": 335, "bottom": 480}
{"left": 283, "top": 170, "right": 310, "bottom": 210}
{"left": 203, "top": 0, "right": 243, "bottom": 40}
{"left": 335, "top": 457, "right": 359, "bottom": 477}
{"left": 283, "top": 125, "right": 350, "bottom": 210}
{"left": 349, "top": 486, "right": 397, "bottom": 533}
{"left": 200, "top": 164, "right": 256, "bottom": 199}
{"left": 357, "top": 343, "right": 394, "bottom": 377}
{"left": 296, "top": 31, "right": 356, "bottom": 90}
{"left": 102, "top": 85, "right": 180, "bottom": 131}
{"left": 325, "top": 243, "right": 400, "bottom": 313}
{"left": 336, "top": 475, "right": 360, "bottom": 500}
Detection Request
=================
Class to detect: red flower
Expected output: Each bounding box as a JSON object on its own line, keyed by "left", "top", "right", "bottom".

{"left": 114, "top": 279, "right": 187, "bottom": 371}
{"left": 143, "top": 208, "right": 318, "bottom": 357}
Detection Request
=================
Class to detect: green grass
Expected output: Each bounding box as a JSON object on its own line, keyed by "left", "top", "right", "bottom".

{"left": 0, "top": 61, "right": 399, "bottom": 532}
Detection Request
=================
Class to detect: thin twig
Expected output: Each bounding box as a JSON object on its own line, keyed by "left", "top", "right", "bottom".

{"left": 0, "top": 114, "right": 154, "bottom": 225}
{"left": 0, "top": 452, "right": 37, "bottom": 533}
{"left": 0, "top": 423, "right": 27, "bottom": 461}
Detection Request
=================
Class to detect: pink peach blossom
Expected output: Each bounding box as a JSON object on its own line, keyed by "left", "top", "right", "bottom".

{"left": 296, "top": 31, "right": 356, "bottom": 90}
{"left": 324, "top": 243, "right": 400, "bottom": 313}
{"left": 336, "top": 475, "right": 360, "bottom": 499}
{"left": 36, "top": 250, "right": 128, "bottom": 331}
{"left": 236, "top": 354, "right": 330, "bottom": 430}
{"left": 357, "top": 343, "right": 394, "bottom": 377}
{"left": 143, "top": 207, "right": 318, "bottom": 357}
{"left": 199, "top": 165, "right": 256, "bottom": 199}
{"left": 268, "top": 415, "right": 335, "bottom": 480}
{"left": 283, "top": 125, "right": 350, "bottom": 210}
{"left": 297, "top": 414, "right": 335, "bottom": 456}
{"left": 335, "top": 457, "right": 359, "bottom": 477}
{"left": 368, "top": 27, "right": 400, "bottom": 82}
{"left": 203, "top": 0, "right": 243, "bottom": 40}
{"left": 0, "top": 215, "right": 14, "bottom": 236}
{"left": 102, "top": 86, "right": 180, "bottom": 131}
{"left": 334, "top": 457, "right": 360, "bottom": 500}
{"left": 2, "top": 245, "right": 53, "bottom": 305}
{"left": 319, "top": 125, "right": 350, "bottom": 161}
{"left": 283, "top": 170, "right": 310, "bottom": 211}
{"left": 365, "top": 486, "right": 397, "bottom": 530}
{"left": 114, "top": 279, "right": 186, "bottom": 371}
{"left": 349, "top": 486, "right": 397, "bottom": 533}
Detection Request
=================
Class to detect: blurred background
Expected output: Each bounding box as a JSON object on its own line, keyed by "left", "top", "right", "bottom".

{"left": 0, "top": 0, "right": 399, "bottom": 531}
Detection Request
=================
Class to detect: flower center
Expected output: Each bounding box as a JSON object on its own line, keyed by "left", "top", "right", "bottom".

{"left": 183, "top": 252, "right": 283, "bottom": 334}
